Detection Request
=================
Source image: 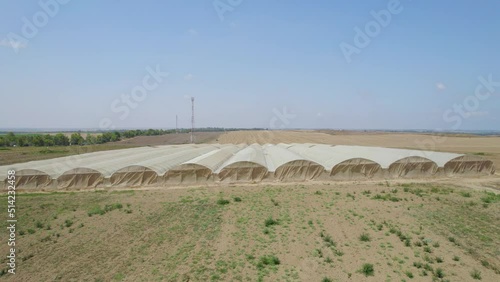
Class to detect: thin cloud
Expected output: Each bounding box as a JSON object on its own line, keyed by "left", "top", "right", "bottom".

{"left": 0, "top": 38, "right": 27, "bottom": 50}
{"left": 436, "top": 82, "right": 446, "bottom": 91}
{"left": 184, "top": 73, "right": 194, "bottom": 81}
{"left": 188, "top": 28, "right": 198, "bottom": 36}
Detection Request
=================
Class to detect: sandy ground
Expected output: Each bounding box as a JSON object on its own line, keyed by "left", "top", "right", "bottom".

{"left": 216, "top": 130, "right": 500, "bottom": 170}
{"left": 1, "top": 180, "right": 499, "bottom": 281}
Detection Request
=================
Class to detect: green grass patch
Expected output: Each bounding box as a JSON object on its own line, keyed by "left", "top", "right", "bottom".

{"left": 470, "top": 269, "right": 482, "bottom": 280}
{"left": 216, "top": 199, "right": 230, "bottom": 205}
{"left": 359, "top": 263, "right": 374, "bottom": 277}
{"left": 359, "top": 232, "right": 371, "bottom": 242}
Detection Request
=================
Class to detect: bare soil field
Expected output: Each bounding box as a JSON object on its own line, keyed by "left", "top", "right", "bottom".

{"left": 217, "top": 130, "right": 500, "bottom": 170}
{"left": 1, "top": 180, "right": 499, "bottom": 281}
{"left": 111, "top": 132, "right": 223, "bottom": 146}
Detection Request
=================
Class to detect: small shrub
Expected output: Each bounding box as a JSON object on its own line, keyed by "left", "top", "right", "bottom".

{"left": 434, "top": 268, "right": 444, "bottom": 278}
{"left": 436, "top": 257, "right": 443, "bottom": 263}
{"left": 257, "top": 255, "right": 280, "bottom": 270}
{"left": 28, "top": 229, "right": 36, "bottom": 234}
{"left": 323, "top": 234, "right": 336, "bottom": 247}
{"left": 359, "top": 233, "right": 371, "bottom": 242}
{"left": 88, "top": 206, "right": 106, "bottom": 217}
{"left": 264, "top": 217, "right": 279, "bottom": 227}
{"left": 314, "top": 248, "right": 323, "bottom": 258}
{"left": 405, "top": 271, "right": 414, "bottom": 278}
{"left": 263, "top": 228, "right": 270, "bottom": 235}
{"left": 413, "top": 262, "right": 423, "bottom": 268}
{"left": 325, "top": 257, "right": 333, "bottom": 264}
{"left": 322, "top": 278, "right": 332, "bottom": 282}
{"left": 359, "top": 263, "right": 374, "bottom": 277}
{"left": 217, "top": 199, "right": 230, "bottom": 205}
{"left": 233, "top": 197, "right": 242, "bottom": 202}
{"left": 480, "top": 260, "right": 489, "bottom": 268}
{"left": 405, "top": 238, "right": 411, "bottom": 247}
{"left": 423, "top": 255, "right": 434, "bottom": 263}
{"left": 64, "top": 219, "right": 73, "bottom": 228}
{"left": 432, "top": 242, "right": 440, "bottom": 248}
{"left": 423, "top": 246, "right": 432, "bottom": 253}
{"left": 470, "top": 269, "right": 482, "bottom": 280}
{"left": 377, "top": 224, "right": 383, "bottom": 231}
{"left": 19, "top": 230, "right": 26, "bottom": 236}
{"left": 314, "top": 191, "right": 323, "bottom": 195}
{"left": 452, "top": 256, "right": 460, "bottom": 262}
{"left": 35, "top": 221, "right": 44, "bottom": 229}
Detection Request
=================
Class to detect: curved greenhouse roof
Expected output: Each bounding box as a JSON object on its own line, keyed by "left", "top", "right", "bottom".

{"left": 0, "top": 143, "right": 494, "bottom": 189}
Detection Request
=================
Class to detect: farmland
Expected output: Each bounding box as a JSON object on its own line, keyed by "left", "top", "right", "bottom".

{"left": 0, "top": 180, "right": 499, "bottom": 281}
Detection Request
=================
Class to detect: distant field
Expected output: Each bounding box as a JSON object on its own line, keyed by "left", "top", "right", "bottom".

{"left": 1, "top": 181, "right": 498, "bottom": 281}
{"left": 109, "top": 132, "right": 223, "bottom": 146}
{"left": 0, "top": 144, "right": 136, "bottom": 166}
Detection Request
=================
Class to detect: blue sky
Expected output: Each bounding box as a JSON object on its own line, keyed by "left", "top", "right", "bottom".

{"left": 1, "top": 0, "right": 499, "bottom": 130}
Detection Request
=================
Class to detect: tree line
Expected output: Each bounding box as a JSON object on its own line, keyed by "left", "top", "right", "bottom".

{"left": 0, "top": 129, "right": 170, "bottom": 147}
{"left": 0, "top": 128, "right": 264, "bottom": 147}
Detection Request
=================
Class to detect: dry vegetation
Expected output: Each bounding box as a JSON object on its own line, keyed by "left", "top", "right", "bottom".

{"left": 1, "top": 181, "right": 499, "bottom": 281}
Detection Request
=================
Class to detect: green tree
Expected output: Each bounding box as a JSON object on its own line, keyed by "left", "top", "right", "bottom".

{"left": 6, "top": 132, "right": 16, "bottom": 145}
{"left": 32, "top": 135, "right": 44, "bottom": 146}
{"left": 54, "top": 133, "right": 69, "bottom": 146}
{"left": 70, "top": 133, "right": 84, "bottom": 145}
{"left": 16, "top": 136, "right": 27, "bottom": 147}
{"left": 43, "top": 135, "right": 55, "bottom": 146}
{"left": 85, "top": 134, "right": 97, "bottom": 145}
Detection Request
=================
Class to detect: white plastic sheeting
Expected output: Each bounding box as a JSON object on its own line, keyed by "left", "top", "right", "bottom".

{"left": 0, "top": 143, "right": 494, "bottom": 190}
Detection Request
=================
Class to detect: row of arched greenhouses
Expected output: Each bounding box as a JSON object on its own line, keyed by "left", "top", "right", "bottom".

{"left": 0, "top": 144, "right": 495, "bottom": 190}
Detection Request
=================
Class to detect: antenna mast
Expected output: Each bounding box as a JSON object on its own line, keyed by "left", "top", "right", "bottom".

{"left": 190, "top": 97, "right": 195, "bottom": 143}
{"left": 176, "top": 115, "right": 178, "bottom": 134}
